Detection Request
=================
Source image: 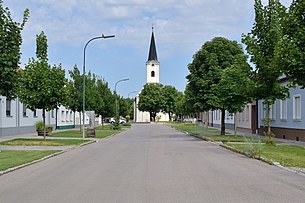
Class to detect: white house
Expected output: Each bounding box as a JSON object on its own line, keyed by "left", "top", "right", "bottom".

{"left": 0, "top": 96, "right": 90, "bottom": 137}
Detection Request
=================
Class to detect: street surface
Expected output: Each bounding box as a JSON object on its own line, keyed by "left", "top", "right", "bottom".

{"left": 0, "top": 124, "right": 305, "bottom": 203}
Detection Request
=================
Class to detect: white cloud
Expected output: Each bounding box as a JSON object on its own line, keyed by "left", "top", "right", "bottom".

{"left": 5, "top": 1, "right": 294, "bottom": 63}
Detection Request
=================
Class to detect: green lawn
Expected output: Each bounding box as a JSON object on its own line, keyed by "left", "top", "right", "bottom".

{"left": 0, "top": 150, "right": 59, "bottom": 171}
{"left": 52, "top": 128, "right": 122, "bottom": 139}
{"left": 0, "top": 138, "right": 89, "bottom": 146}
{"left": 171, "top": 123, "right": 260, "bottom": 143}
{"left": 227, "top": 144, "right": 305, "bottom": 168}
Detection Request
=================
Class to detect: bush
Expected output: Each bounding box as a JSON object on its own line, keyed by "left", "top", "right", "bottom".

{"left": 125, "top": 115, "right": 130, "bottom": 122}
{"left": 35, "top": 120, "right": 53, "bottom": 132}
{"left": 35, "top": 120, "right": 45, "bottom": 131}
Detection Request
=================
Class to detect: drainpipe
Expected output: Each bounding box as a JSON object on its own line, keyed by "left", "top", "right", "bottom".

{"left": 0, "top": 97, "right": 2, "bottom": 132}
{"left": 55, "top": 108, "right": 58, "bottom": 130}
{"left": 256, "top": 99, "right": 259, "bottom": 135}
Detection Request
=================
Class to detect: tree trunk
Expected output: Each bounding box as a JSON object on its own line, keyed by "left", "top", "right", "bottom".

{"left": 43, "top": 108, "right": 46, "bottom": 139}
{"left": 221, "top": 109, "right": 225, "bottom": 135}
{"left": 79, "top": 112, "right": 82, "bottom": 132}
{"left": 267, "top": 103, "right": 272, "bottom": 141}
{"left": 205, "top": 111, "right": 209, "bottom": 128}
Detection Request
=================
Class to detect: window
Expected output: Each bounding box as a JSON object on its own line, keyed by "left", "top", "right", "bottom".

{"left": 280, "top": 99, "right": 287, "bottom": 120}
{"left": 270, "top": 102, "right": 276, "bottom": 120}
{"left": 61, "top": 110, "right": 65, "bottom": 122}
{"left": 151, "top": 71, "right": 155, "bottom": 77}
{"left": 66, "top": 111, "right": 69, "bottom": 122}
{"left": 246, "top": 106, "right": 249, "bottom": 122}
{"left": 6, "top": 99, "right": 11, "bottom": 116}
{"left": 262, "top": 102, "right": 267, "bottom": 119}
{"left": 51, "top": 110, "right": 55, "bottom": 118}
{"left": 293, "top": 95, "right": 301, "bottom": 120}
{"left": 23, "top": 105, "right": 27, "bottom": 117}
{"left": 33, "top": 109, "right": 37, "bottom": 117}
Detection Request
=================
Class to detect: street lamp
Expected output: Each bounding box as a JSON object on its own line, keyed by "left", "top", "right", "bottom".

{"left": 128, "top": 91, "right": 138, "bottom": 121}
{"left": 114, "top": 78, "right": 130, "bottom": 119}
{"left": 82, "top": 34, "right": 115, "bottom": 138}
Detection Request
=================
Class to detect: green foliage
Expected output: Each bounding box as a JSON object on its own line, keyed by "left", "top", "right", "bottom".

{"left": 18, "top": 32, "right": 67, "bottom": 112}
{"left": 161, "top": 85, "right": 178, "bottom": 121}
{"left": 36, "top": 31, "right": 48, "bottom": 62}
{"left": 263, "top": 131, "right": 276, "bottom": 145}
{"left": 35, "top": 120, "right": 45, "bottom": 131}
{"left": 276, "top": 0, "right": 305, "bottom": 87}
{"left": 186, "top": 37, "right": 251, "bottom": 135}
{"left": 0, "top": 2, "right": 29, "bottom": 98}
{"left": 18, "top": 32, "right": 66, "bottom": 139}
{"left": 34, "top": 120, "right": 52, "bottom": 132}
{"left": 242, "top": 0, "right": 289, "bottom": 102}
{"left": 242, "top": 0, "right": 289, "bottom": 137}
{"left": 18, "top": 59, "right": 67, "bottom": 111}
{"left": 65, "top": 65, "right": 83, "bottom": 112}
{"left": 138, "top": 83, "right": 164, "bottom": 121}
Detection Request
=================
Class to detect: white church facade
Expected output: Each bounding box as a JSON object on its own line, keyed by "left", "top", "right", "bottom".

{"left": 134, "top": 29, "right": 169, "bottom": 122}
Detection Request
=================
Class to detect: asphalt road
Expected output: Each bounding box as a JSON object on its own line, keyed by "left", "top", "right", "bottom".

{"left": 0, "top": 124, "right": 305, "bottom": 203}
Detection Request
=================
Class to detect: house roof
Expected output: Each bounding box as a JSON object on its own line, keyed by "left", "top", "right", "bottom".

{"left": 147, "top": 29, "right": 158, "bottom": 61}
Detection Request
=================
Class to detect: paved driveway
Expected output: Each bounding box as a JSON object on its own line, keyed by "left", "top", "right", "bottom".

{"left": 0, "top": 124, "right": 304, "bottom": 203}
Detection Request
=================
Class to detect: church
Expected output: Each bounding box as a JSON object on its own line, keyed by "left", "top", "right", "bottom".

{"left": 133, "top": 28, "right": 170, "bottom": 122}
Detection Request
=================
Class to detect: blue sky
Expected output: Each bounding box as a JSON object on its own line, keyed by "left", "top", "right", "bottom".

{"left": 5, "top": 0, "right": 292, "bottom": 98}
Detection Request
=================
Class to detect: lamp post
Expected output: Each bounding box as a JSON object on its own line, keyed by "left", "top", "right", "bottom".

{"left": 128, "top": 91, "right": 138, "bottom": 121}
{"left": 114, "top": 78, "right": 130, "bottom": 120}
{"left": 82, "top": 34, "right": 115, "bottom": 138}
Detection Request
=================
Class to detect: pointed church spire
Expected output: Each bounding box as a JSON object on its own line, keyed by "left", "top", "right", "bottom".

{"left": 148, "top": 26, "right": 158, "bottom": 61}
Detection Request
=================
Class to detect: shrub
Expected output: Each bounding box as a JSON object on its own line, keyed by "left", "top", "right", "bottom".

{"left": 35, "top": 120, "right": 45, "bottom": 131}
{"left": 125, "top": 115, "right": 130, "bottom": 122}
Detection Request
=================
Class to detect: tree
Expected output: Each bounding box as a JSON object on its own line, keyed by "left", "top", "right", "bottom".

{"left": 95, "top": 78, "right": 115, "bottom": 123}
{"left": 186, "top": 37, "right": 248, "bottom": 135}
{"left": 242, "top": 0, "right": 289, "bottom": 141}
{"left": 174, "top": 92, "right": 193, "bottom": 122}
{"left": 209, "top": 62, "right": 255, "bottom": 135}
{"left": 276, "top": 0, "right": 305, "bottom": 87}
{"left": 18, "top": 31, "right": 67, "bottom": 139}
{"left": 138, "top": 83, "right": 164, "bottom": 121}
{"left": 65, "top": 65, "right": 83, "bottom": 131}
{"left": 161, "top": 85, "right": 178, "bottom": 121}
{"left": 0, "top": 1, "right": 29, "bottom": 98}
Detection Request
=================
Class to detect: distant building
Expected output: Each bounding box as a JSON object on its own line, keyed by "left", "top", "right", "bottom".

{"left": 134, "top": 27, "right": 169, "bottom": 122}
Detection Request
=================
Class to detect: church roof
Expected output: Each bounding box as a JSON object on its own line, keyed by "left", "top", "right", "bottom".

{"left": 148, "top": 30, "right": 158, "bottom": 61}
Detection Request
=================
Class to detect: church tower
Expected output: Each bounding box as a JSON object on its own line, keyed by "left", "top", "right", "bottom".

{"left": 146, "top": 27, "right": 160, "bottom": 84}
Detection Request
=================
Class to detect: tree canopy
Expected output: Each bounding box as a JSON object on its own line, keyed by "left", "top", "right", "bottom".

{"left": 138, "top": 83, "right": 164, "bottom": 121}
{"left": 276, "top": 0, "right": 305, "bottom": 87}
{"left": 242, "top": 0, "right": 289, "bottom": 139}
{"left": 186, "top": 37, "right": 251, "bottom": 135}
{"left": 18, "top": 31, "right": 66, "bottom": 138}
{"left": 0, "top": 1, "right": 29, "bottom": 98}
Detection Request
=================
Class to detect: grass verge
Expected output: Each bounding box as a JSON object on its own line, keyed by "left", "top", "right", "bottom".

{"left": 227, "top": 143, "right": 305, "bottom": 168}
{"left": 0, "top": 150, "right": 59, "bottom": 171}
{"left": 171, "top": 123, "right": 260, "bottom": 143}
{"left": 0, "top": 138, "right": 89, "bottom": 146}
{"left": 52, "top": 127, "right": 122, "bottom": 139}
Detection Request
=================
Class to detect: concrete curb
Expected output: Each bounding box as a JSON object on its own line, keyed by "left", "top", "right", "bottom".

{"left": 171, "top": 126, "right": 305, "bottom": 177}
{"left": 0, "top": 140, "right": 96, "bottom": 176}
